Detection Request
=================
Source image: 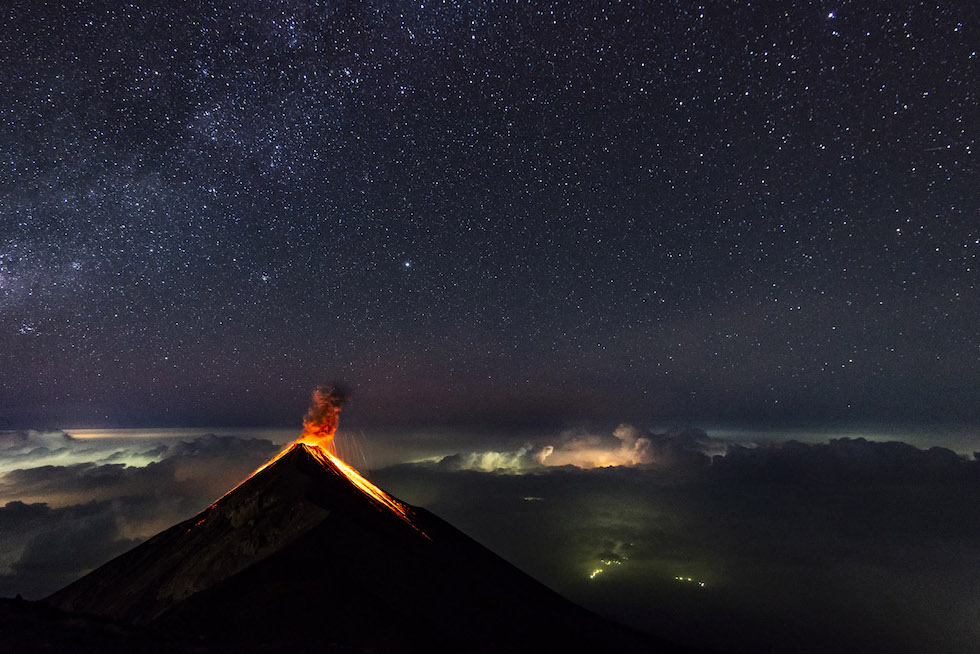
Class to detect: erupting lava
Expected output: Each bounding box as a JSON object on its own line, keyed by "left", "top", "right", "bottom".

{"left": 219, "top": 385, "right": 427, "bottom": 537}
{"left": 297, "top": 384, "right": 348, "bottom": 450}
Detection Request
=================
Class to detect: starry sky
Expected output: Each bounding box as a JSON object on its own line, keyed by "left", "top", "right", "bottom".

{"left": 1, "top": 0, "right": 976, "bottom": 431}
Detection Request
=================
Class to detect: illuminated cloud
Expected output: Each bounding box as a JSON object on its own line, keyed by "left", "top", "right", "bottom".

{"left": 437, "top": 444, "right": 547, "bottom": 473}
{"left": 538, "top": 424, "right": 656, "bottom": 468}
{"left": 0, "top": 429, "right": 199, "bottom": 475}
{"left": 433, "top": 424, "right": 717, "bottom": 472}
{"left": 0, "top": 432, "right": 279, "bottom": 598}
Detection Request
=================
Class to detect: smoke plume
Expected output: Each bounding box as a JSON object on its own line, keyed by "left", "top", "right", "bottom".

{"left": 299, "top": 385, "right": 349, "bottom": 449}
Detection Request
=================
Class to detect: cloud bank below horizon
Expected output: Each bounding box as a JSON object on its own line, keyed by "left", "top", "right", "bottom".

{"left": 0, "top": 426, "right": 978, "bottom": 654}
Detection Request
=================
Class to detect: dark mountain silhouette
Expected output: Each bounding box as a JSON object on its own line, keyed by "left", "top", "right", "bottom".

{"left": 46, "top": 443, "right": 677, "bottom": 652}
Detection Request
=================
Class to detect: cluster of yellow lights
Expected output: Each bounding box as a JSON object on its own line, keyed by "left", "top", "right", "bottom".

{"left": 674, "top": 576, "right": 706, "bottom": 588}
{"left": 588, "top": 558, "right": 624, "bottom": 580}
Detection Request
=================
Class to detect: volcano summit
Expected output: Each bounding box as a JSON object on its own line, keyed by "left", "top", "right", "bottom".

{"left": 45, "top": 441, "right": 671, "bottom": 652}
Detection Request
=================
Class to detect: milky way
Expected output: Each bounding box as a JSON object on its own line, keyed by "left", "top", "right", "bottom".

{"left": 0, "top": 1, "right": 975, "bottom": 429}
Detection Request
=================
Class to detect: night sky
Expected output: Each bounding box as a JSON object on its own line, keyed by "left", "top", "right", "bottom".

{"left": 1, "top": 0, "right": 975, "bottom": 430}
{"left": 0, "top": 4, "right": 979, "bottom": 651}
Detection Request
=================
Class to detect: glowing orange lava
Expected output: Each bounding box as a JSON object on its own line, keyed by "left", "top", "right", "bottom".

{"left": 200, "top": 386, "right": 428, "bottom": 538}
{"left": 298, "top": 385, "right": 347, "bottom": 450}
{"left": 300, "top": 443, "right": 424, "bottom": 532}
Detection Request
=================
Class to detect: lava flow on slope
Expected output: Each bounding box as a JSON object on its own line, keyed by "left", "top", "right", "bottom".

{"left": 208, "top": 385, "right": 424, "bottom": 535}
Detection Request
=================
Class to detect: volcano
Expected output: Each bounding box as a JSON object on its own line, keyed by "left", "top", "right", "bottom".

{"left": 46, "top": 442, "right": 673, "bottom": 653}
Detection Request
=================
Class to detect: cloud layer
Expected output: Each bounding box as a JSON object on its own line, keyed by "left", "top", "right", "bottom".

{"left": 431, "top": 423, "right": 721, "bottom": 473}
{"left": 2, "top": 426, "right": 978, "bottom": 654}
{"left": 376, "top": 434, "right": 980, "bottom": 654}
{"left": 0, "top": 431, "right": 278, "bottom": 598}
